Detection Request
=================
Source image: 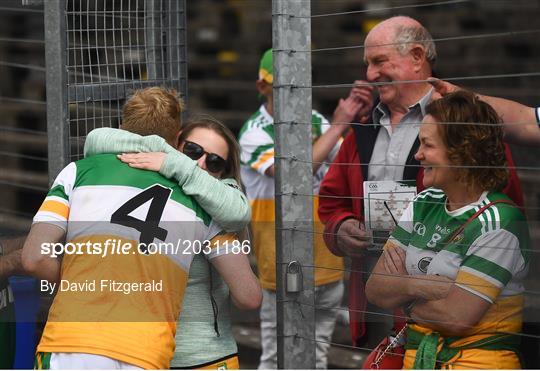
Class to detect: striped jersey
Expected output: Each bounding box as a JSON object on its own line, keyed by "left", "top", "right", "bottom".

{"left": 239, "top": 105, "right": 343, "bottom": 290}
{"left": 390, "top": 188, "right": 530, "bottom": 339}
{"left": 33, "top": 154, "right": 225, "bottom": 369}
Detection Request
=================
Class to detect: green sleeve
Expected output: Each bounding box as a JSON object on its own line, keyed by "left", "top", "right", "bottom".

{"left": 83, "top": 128, "right": 251, "bottom": 232}
{"left": 83, "top": 127, "right": 177, "bottom": 156}
{"left": 160, "top": 151, "right": 251, "bottom": 231}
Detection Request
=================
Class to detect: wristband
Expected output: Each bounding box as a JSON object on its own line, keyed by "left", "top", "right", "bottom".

{"left": 535, "top": 107, "right": 540, "bottom": 125}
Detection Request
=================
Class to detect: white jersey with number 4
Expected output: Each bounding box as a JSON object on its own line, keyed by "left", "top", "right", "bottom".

{"left": 34, "top": 153, "right": 223, "bottom": 370}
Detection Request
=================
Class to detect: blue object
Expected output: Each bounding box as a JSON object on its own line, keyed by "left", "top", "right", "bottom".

{"left": 8, "top": 276, "right": 40, "bottom": 369}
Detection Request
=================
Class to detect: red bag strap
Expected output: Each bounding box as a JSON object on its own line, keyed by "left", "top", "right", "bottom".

{"left": 446, "top": 199, "right": 515, "bottom": 244}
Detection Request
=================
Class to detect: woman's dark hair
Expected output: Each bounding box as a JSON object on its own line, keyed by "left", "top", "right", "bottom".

{"left": 425, "top": 90, "right": 508, "bottom": 191}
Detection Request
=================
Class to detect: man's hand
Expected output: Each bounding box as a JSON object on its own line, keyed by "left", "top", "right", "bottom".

{"left": 350, "top": 80, "right": 374, "bottom": 123}
{"left": 333, "top": 96, "right": 364, "bottom": 131}
{"left": 428, "top": 78, "right": 459, "bottom": 100}
{"left": 332, "top": 80, "right": 374, "bottom": 131}
{"left": 336, "top": 219, "right": 372, "bottom": 257}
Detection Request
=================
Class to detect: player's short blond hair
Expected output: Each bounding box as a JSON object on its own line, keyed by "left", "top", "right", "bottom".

{"left": 122, "top": 86, "right": 184, "bottom": 144}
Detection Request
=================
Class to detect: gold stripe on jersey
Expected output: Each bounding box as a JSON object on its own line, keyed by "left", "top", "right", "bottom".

{"left": 38, "top": 199, "right": 70, "bottom": 220}
{"left": 252, "top": 149, "right": 274, "bottom": 171}
{"left": 207, "top": 233, "right": 238, "bottom": 259}
{"left": 212, "top": 233, "right": 235, "bottom": 242}
{"left": 455, "top": 270, "right": 502, "bottom": 303}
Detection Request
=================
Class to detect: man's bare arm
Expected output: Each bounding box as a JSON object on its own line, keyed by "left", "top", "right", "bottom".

{"left": 429, "top": 78, "right": 540, "bottom": 146}
{"left": 0, "top": 237, "right": 26, "bottom": 279}
{"left": 1, "top": 237, "right": 25, "bottom": 255}
{"left": 476, "top": 95, "right": 538, "bottom": 146}
{"left": 22, "top": 223, "right": 65, "bottom": 284}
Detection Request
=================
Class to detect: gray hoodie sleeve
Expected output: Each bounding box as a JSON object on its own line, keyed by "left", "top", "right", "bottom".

{"left": 84, "top": 128, "right": 251, "bottom": 231}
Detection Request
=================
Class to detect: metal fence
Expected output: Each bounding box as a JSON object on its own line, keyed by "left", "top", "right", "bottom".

{"left": 0, "top": 1, "right": 48, "bottom": 233}
{"left": 273, "top": 1, "right": 315, "bottom": 368}
{"left": 272, "top": 0, "right": 540, "bottom": 369}
{"left": 1, "top": 0, "right": 538, "bottom": 369}
{"left": 45, "top": 0, "right": 188, "bottom": 180}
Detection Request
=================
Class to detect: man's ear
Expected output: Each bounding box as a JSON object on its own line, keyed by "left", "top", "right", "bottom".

{"left": 174, "top": 130, "right": 183, "bottom": 150}
{"left": 410, "top": 45, "right": 426, "bottom": 70}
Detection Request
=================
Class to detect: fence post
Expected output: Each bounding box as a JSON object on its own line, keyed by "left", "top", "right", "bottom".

{"left": 44, "top": 0, "right": 69, "bottom": 183}
{"left": 145, "top": 0, "right": 164, "bottom": 82}
{"left": 273, "top": 0, "right": 315, "bottom": 369}
{"left": 179, "top": 0, "right": 189, "bottom": 120}
{"left": 167, "top": 0, "right": 189, "bottom": 118}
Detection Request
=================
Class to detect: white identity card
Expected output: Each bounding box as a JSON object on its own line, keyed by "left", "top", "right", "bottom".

{"left": 363, "top": 180, "right": 416, "bottom": 232}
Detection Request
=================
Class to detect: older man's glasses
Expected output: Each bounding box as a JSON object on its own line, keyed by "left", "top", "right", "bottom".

{"left": 182, "top": 141, "right": 228, "bottom": 173}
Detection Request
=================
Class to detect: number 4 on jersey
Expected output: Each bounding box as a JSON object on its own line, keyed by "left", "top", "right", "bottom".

{"left": 111, "top": 184, "right": 172, "bottom": 253}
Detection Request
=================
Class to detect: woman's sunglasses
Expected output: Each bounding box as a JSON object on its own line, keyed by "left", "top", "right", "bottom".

{"left": 182, "top": 141, "right": 228, "bottom": 173}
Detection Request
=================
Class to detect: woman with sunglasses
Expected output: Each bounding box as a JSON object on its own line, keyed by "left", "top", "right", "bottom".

{"left": 84, "top": 115, "right": 261, "bottom": 369}
{"left": 122, "top": 122, "right": 235, "bottom": 178}
{"left": 365, "top": 91, "right": 530, "bottom": 369}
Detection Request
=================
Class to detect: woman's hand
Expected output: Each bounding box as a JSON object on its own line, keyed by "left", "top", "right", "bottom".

{"left": 366, "top": 241, "right": 416, "bottom": 309}
{"left": 382, "top": 244, "right": 453, "bottom": 301}
{"left": 382, "top": 244, "right": 408, "bottom": 276}
{"left": 117, "top": 152, "right": 167, "bottom": 172}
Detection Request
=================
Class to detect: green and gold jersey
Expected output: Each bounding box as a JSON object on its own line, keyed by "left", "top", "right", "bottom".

{"left": 33, "top": 154, "right": 224, "bottom": 370}
{"left": 238, "top": 105, "right": 343, "bottom": 290}
{"left": 390, "top": 188, "right": 530, "bottom": 341}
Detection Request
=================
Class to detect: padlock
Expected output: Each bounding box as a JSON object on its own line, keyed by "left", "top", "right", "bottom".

{"left": 286, "top": 261, "right": 302, "bottom": 293}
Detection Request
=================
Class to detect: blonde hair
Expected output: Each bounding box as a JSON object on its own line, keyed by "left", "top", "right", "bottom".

{"left": 122, "top": 86, "right": 184, "bottom": 144}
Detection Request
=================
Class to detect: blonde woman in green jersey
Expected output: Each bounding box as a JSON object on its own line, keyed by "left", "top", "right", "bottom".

{"left": 366, "top": 91, "right": 529, "bottom": 369}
